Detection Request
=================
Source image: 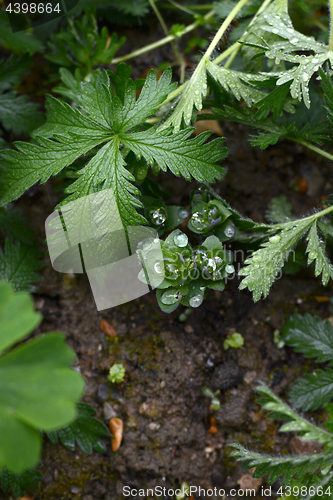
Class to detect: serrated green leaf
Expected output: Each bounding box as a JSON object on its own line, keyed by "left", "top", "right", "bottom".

{"left": 306, "top": 222, "right": 333, "bottom": 286}
{"left": 239, "top": 218, "right": 313, "bottom": 301}
{"left": 0, "top": 11, "right": 43, "bottom": 55}
{"left": 281, "top": 313, "right": 333, "bottom": 363}
{"left": 0, "top": 466, "right": 42, "bottom": 497}
{"left": 290, "top": 369, "right": 333, "bottom": 411}
{"left": 0, "top": 92, "right": 43, "bottom": 135}
{"left": 47, "top": 402, "right": 110, "bottom": 454}
{"left": 122, "top": 128, "right": 227, "bottom": 182}
{"left": 0, "top": 135, "right": 108, "bottom": 206}
{"left": 161, "top": 63, "right": 208, "bottom": 132}
{"left": 266, "top": 196, "right": 293, "bottom": 223}
{"left": 0, "top": 206, "right": 34, "bottom": 244}
{"left": 0, "top": 239, "right": 43, "bottom": 293}
{"left": 206, "top": 60, "right": 267, "bottom": 106}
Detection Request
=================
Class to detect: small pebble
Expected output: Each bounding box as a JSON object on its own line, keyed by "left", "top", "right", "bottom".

{"left": 100, "top": 319, "right": 117, "bottom": 338}
{"left": 148, "top": 422, "right": 160, "bottom": 431}
{"left": 184, "top": 324, "right": 194, "bottom": 334}
{"left": 103, "top": 402, "right": 117, "bottom": 420}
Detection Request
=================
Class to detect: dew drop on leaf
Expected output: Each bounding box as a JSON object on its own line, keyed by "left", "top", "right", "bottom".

{"left": 189, "top": 294, "right": 203, "bottom": 308}
{"left": 174, "top": 232, "right": 188, "bottom": 247}
{"left": 224, "top": 222, "right": 236, "bottom": 238}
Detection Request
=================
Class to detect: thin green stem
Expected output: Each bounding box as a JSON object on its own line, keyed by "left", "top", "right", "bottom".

{"left": 202, "top": 0, "right": 250, "bottom": 62}
{"left": 214, "top": 0, "right": 273, "bottom": 67}
{"left": 160, "top": 3, "right": 214, "bottom": 10}
{"left": 167, "top": 0, "right": 196, "bottom": 16}
{"left": 149, "top": 0, "right": 170, "bottom": 38}
{"left": 294, "top": 139, "right": 333, "bottom": 163}
{"left": 111, "top": 9, "right": 215, "bottom": 65}
{"left": 329, "top": 0, "right": 333, "bottom": 51}
{"left": 148, "top": 0, "right": 185, "bottom": 81}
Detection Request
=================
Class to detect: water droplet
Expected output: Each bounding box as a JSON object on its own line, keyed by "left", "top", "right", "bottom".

{"left": 191, "top": 212, "right": 206, "bottom": 231}
{"left": 189, "top": 294, "right": 203, "bottom": 308}
{"left": 301, "top": 73, "right": 308, "bottom": 82}
{"left": 269, "top": 235, "right": 281, "bottom": 243}
{"left": 153, "top": 261, "right": 164, "bottom": 275}
{"left": 224, "top": 222, "right": 236, "bottom": 238}
{"left": 312, "top": 58, "right": 319, "bottom": 64}
{"left": 148, "top": 207, "right": 167, "bottom": 225}
{"left": 174, "top": 232, "right": 188, "bottom": 247}
{"left": 308, "top": 251, "right": 317, "bottom": 260}
{"left": 194, "top": 90, "right": 199, "bottom": 95}
{"left": 287, "top": 28, "right": 294, "bottom": 33}
{"left": 225, "top": 264, "right": 235, "bottom": 274}
{"left": 178, "top": 208, "right": 189, "bottom": 219}
{"left": 272, "top": 28, "right": 279, "bottom": 34}
{"left": 290, "top": 37, "right": 298, "bottom": 44}
{"left": 161, "top": 290, "right": 180, "bottom": 305}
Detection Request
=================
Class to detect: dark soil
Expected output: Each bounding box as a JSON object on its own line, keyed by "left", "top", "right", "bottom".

{"left": 3, "top": 12, "right": 333, "bottom": 500}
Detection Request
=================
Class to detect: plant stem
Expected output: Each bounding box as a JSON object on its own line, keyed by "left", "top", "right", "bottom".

{"left": 214, "top": 0, "right": 273, "bottom": 67}
{"left": 294, "top": 139, "right": 333, "bottom": 163}
{"left": 156, "top": 0, "right": 250, "bottom": 109}
{"left": 202, "top": 0, "right": 250, "bottom": 62}
{"left": 330, "top": 0, "right": 333, "bottom": 51}
{"left": 148, "top": 0, "right": 185, "bottom": 82}
{"left": 111, "top": 9, "right": 215, "bottom": 65}
{"left": 167, "top": 0, "right": 196, "bottom": 16}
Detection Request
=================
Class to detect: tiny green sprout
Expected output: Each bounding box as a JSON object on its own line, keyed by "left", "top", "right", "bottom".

{"left": 273, "top": 329, "right": 285, "bottom": 349}
{"left": 170, "top": 24, "right": 185, "bottom": 38}
{"left": 107, "top": 363, "right": 125, "bottom": 384}
{"left": 223, "top": 332, "right": 244, "bottom": 350}
{"left": 176, "top": 482, "right": 190, "bottom": 500}
{"left": 202, "top": 387, "right": 221, "bottom": 411}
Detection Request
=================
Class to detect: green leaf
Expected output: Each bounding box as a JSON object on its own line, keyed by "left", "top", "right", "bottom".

{"left": 254, "top": 82, "right": 294, "bottom": 121}
{"left": 0, "top": 239, "right": 43, "bottom": 292}
{"left": 0, "top": 134, "right": 107, "bottom": 206}
{"left": 122, "top": 128, "right": 227, "bottom": 182}
{"left": 0, "top": 11, "right": 43, "bottom": 55}
{"left": 259, "top": 11, "right": 332, "bottom": 108}
{"left": 63, "top": 138, "right": 145, "bottom": 227}
{"left": 47, "top": 402, "right": 110, "bottom": 454}
{"left": 231, "top": 443, "right": 333, "bottom": 485}
{"left": 266, "top": 195, "right": 293, "bottom": 223}
{"left": 0, "top": 282, "right": 84, "bottom": 472}
{"left": 0, "top": 92, "right": 43, "bottom": 135}
{"left": 306, "top": 221, "right": 333, "bottom": 286}
{"left": 320, "top": 68, "right": 333, "bottom": 126}
{"left": 290, "top": 369, "right": 333, "bottom": 411}
{"left": 239, "top": 218, "right": 313, "bottom": 301}
{"left": 1, "top": 66, "right": 226, "bottom": 230}
{"left": 281, "top": 313, "right": 333, "bottom": 364}
{"left": 206, "top": 61, "right": 267, "bottom": 107}
{"left": 0, "top": 281, "right": 41, "bottom": 353}
{"left": 0, "top": 466, "right": 42, "bottom": 497}
{"left": 0, "top": 206, "right": 35, "bottom": 244}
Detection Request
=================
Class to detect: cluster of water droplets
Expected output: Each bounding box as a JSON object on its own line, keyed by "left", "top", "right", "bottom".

{"left": 190, "top": 205, "right": 222, "bottom": 232}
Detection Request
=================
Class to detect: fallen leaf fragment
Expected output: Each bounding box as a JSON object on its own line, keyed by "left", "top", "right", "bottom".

{"left": 315, "top": 296, "right": 330, "bottom": 303}
{"left": 194, "top": 110, "right": 223, "bottom": 137}
{"left": 109, "top": 417, "right": 123, "bottom": 451}
{"left": 100, "top": 319, "right": 117, "bottom": 338}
